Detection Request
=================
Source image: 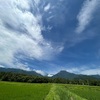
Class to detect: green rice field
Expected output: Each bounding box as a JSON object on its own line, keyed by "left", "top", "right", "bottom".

{"left": 0, "top": 81, "right": 100, "bottom": 100}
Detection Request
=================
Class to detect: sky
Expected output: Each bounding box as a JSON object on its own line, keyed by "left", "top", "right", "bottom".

{"left": 0, "top": 0, "right": 100, "bottom": 75}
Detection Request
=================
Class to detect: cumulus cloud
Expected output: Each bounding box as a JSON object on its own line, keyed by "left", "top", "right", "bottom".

{"left": 0, "top": 0, "right": 63, "bottom": 69}
{"left": 66, "top": 66, "right": 100, "bottom": 75}
{"left": 48, "top": 74, "right": 53, "bottom": 77}
{"left": 44, "top": 3, "right": 51, "bottom": 12}
{"left": 81, "top": 68, "right": 100, "bottom": 75}
{"left": 0, "top": 65, "right": 5, "bottom": 68}
{"left": 76, "top": 0, "right": 99, "bottom": 33}
{"left": 35, "top": 70, "right": 47, "bottom": 76}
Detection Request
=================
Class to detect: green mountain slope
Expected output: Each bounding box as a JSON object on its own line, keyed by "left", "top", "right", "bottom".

{"left": 0, "top": 67, "right": 42, "bottom": 77}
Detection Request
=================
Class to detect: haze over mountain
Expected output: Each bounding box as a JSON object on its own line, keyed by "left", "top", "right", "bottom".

{"left": 52, "top": 70, "right": 100, "bottom": 80}
{"left": 0, "top": 0, "right": 100, "bottom": 75}
{"left": 0, "top": 67, "right": 100, "bottom": 80}
{"left": 52, "top": 70, "right": 77, "bottom": 79}
{"left": 0, "top": 67, "right": 42, "bottom": 77}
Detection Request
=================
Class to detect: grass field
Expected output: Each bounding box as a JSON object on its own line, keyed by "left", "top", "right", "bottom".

{"left": 64, "top": 84, "right": 100, "bottom": 100}
{"left": 0, "top": 82, "right": 51, "bottom": 100}
{"left": 0, "top": 81, "right": 100, "bottom": 100}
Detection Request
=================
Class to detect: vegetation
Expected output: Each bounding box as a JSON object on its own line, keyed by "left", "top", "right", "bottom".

{"left": 0, "top": 67, "right": 42, "bottom": 76}
{"left": 0, "top": 81, "right": 51, "bottom": 100}
{"left": 0, "top": 82, "right": 100, "bottom": 100}
{"left": 64, "top": 84, "right": 100, "bottom": 100}
{"left": 52, "top": 70, "right": 77, "bottom": 79}
{"left": 0, "top": 72, "right": 100, "bottom": 86}
{"left": 45, "top": 84, "right": 86, "bottom": 100}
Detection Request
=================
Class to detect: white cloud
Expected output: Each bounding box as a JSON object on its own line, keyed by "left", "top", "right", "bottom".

{"left": 15, "top": 63, "right": 31, "bottom": 71}
{"left": 66, "top": 66, "right": 100, "bottom": 75}
{"left": 35, "top": 70, "right": 47, "bottom": 76}
{"left": 48, "top": 74, "right": 53, "bottom": 77}
{"left": 0, "top": 65, "right": 5, "bottom": 68}
{"left": 44, "top": 3, "right": 51, "bottom": 12}
{"left": 76, "top": 0, "right": 99, "bottom": 33}
{"left": 0, "top": 0, "right": 63, "bottom": 70}
{"left": 34, "top": 0, "right": 40, "bottom": 5}
{"left": 46, "top": 16, "right": 54, "bottom": 22}
{"left": 81, "top": 68, "right": 100, "bottom": 75}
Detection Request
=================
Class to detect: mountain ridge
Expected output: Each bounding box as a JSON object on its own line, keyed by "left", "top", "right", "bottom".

{"left": 0, "top": 67, "right": 42, "bottom": 77}
{"left": 52, "top": 70, "right": 100, "bottom": 80}
{"left": 0, "top": 67, "right": 100, "bottom": 79}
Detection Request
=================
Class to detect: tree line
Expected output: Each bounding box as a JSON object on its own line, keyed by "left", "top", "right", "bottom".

{"left": 0, "top": 72, "right": 100, "bottom": 86}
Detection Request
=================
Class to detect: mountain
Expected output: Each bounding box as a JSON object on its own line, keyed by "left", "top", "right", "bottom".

{"left": 0, "top": 68, "right": 100, "bottom": 80}
{"left": 52, "top": 70, "right": 100, "bottom": 80}
{"left": 0, "top": 67, "right": 42, "bottom": 77}
{"left": 52, "top": 70, "right": 78, "bottom": 79}
{"left": 91, "top": 75, "right": 100, "bottom": 79}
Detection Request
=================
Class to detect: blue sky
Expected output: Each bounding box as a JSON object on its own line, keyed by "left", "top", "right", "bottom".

{"left": 0, "top": 0, "right": 100, "bottom": 75}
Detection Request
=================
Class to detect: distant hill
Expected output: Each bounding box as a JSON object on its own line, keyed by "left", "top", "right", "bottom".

{"left": 52, "top": 70, "right": 100, "bottom": 80}
{"left": 0, "top": 67, "right": 42, "bottom": 77}
{"left": 0, "top": 68, "right": 100, "bottom": 80}
{"left": 52, "top": 70, "right": 78, "bottom": 79}
{"left": 74, "top": 75, "right": 97, "bottom": 80}
{"left": 91, "top": 75, "right": 100, "bottom": 79}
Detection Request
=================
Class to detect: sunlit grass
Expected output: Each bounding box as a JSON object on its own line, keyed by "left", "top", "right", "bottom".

{"left": 0, "top": 81, "right": 100, "bottom": 100}
{"left": 63, "top": 84, "right": 100, "bottom": 100}
{"left": 45, "top": 84, "right": 86, "bottom": 100}
{"left": 0, "top": 81, "right": 51, "bottom": 100}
